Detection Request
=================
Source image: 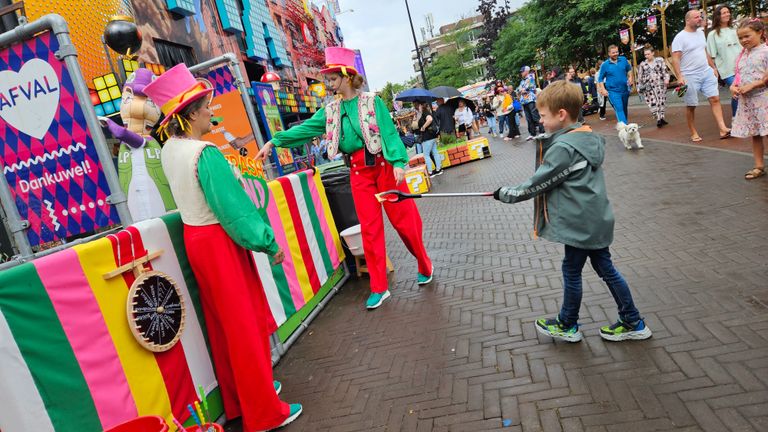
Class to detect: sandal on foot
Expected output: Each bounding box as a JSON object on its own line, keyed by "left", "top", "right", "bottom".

{"left": 719, "top": 130, "right": 731, "bottom": 139}
{"left": 690, "top": 135, "right": 703, "bottom": 142}
{"left": 745, "top": 167, "right": 766, "bottom": 180}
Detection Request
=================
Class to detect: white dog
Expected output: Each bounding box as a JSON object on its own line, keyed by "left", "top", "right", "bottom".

{"left": 616, "top": 122, "right": 643, "bottom": 150}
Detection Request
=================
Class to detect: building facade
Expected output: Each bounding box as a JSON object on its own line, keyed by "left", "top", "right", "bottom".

{"left": 412, "top": 14, "right": 487, "bottom": 81}
{"left": 6, "top": 0, "right": 346, "bottom": 124}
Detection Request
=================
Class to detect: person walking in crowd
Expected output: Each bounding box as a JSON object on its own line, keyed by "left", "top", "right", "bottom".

{"left": 493, "top": 80, "right": 652, "bottom": 343}
{"left": 258, "top": 47, "right": 434, "bottom": 309}
{"left": 584, "top": 67, "right": 599, "bottom": 114}
{"left": 518, "top": 66, "right": 544, "bottom": 140}
{"left": 399, "top": 125, "right": 417, "bottom": 150}
{"left": 566, "top": 66, "right": 586, "bottom": 122}
{"left": 503, "top": 90, "right": 522, "bottom": 141}
{"left": 143, "top": 64, "right": 303, "bottom": 432}
{"left": 597, "top": 45, "right": 633, "bottom": 124}
{"left": 729, "top": 19, "right": 768, "bottom": 180}
{"left": 509, "top": 91, "right": 523, "bottom": 140}
{"left": 414, "top": 101, "right": 444, "bottom": 177}
{"left": 707, "top": 4, "right": 743, "bottom": 118}
{"left": 494, "top": 87, "right": 510, "bottom": 135}
{"left": 594, "top": 60, "right": 608, "bottom": 120}
{"left": 453, "top": 99, "right": 474, "bottom": 140}
{"left": 482, "top": 94, "right": 499, "bottom": 137}
{"left": 310, "top": 137, "right": 325, "bottom": 164}
{"left": 637, "top": 44, "right": 671, "bottom": 127}
{"left": 671, "top": 9, "right": 732, "bottom": 142}
{"left": 435, "top": 97, "right": 456, "bottom": 141}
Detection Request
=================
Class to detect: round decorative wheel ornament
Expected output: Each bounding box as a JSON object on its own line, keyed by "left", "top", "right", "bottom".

{"left": 126, "top": 271, "right": 186, "bottom": 352}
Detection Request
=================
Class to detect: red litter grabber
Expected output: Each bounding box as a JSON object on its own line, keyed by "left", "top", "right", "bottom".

{"left": 375, "top": 189, "right": 494, "bottom": 203}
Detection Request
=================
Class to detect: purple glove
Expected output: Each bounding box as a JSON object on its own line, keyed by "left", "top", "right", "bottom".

{"left": 101, "top": 117, "right": 144, "bottom": 149}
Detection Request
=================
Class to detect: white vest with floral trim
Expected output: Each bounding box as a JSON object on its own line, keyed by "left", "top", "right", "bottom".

{"left": 324, "top": 92, "right": 382, "bottom": 159}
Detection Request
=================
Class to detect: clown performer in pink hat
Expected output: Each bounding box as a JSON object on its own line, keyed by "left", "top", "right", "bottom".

{"left": 143, "top": 64, "right": 302, "bottom": 431}
{"left": 257, "top": 47, "right": 434, "bottom": 310}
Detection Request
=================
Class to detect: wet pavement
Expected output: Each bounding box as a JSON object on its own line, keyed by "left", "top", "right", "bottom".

{"left": 261, "top": 122, "right": 768, "bottom": 432}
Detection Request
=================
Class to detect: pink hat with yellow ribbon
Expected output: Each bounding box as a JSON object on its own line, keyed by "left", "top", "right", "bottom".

{"left": 142, "top": 63, "right": 213, "bottom": 128}
{"left": 320, "top": 47, "right": 358, "bottom": 76}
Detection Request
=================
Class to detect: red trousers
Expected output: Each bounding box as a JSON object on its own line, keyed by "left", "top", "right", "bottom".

{"left": 349, "top": 150, "right": 432, "bottom": 293}
{"left": 184, "top": 224, "right": 289, "bottom": 431}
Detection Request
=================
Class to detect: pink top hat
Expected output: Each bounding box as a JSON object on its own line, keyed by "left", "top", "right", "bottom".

{"left": 142, "top": 63, "right": 213, "bottom": 126}
{"left": 320, "top": 47, "right": 358, "bottom": 76}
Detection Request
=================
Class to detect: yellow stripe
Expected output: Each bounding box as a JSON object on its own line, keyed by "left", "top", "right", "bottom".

{"left": 312, "top": 172, "right": 345, "bottom": 260}
{"left": 270, "top": 181, "right": 314, "bottom": 302}
{"left": 73, "top": 238, "right": 173, "bottom": 418}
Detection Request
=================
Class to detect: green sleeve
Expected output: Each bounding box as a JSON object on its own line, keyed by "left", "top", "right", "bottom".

{"left": 497, "top": 145, "right": 584, "bottom": 204}
{"left": 197, "top": 147, "right": 280, "bottom": 255}
{"left": 374, "top": 96, "right": 408, "bottom": 168}
{"left": 271, "top": 108, "right": 327, "bottom": 148}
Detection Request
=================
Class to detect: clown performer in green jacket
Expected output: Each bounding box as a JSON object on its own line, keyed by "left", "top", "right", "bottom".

{"left": 257, "top": 47, "right": 434, "bottom": 310}
{"left": 493, "top": 81, "right": 652, "bottom": 344}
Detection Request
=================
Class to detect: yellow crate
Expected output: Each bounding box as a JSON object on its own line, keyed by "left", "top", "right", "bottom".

{"left": 466, "top": 136, "right": 490, "bottom": 160}
{"left": 438, "top": 149, "right": 451, "bottom": 168}
{"left": 405, "top": 165, "right": 430, "bottom": 194}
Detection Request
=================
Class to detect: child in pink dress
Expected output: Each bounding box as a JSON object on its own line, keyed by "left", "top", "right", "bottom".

{"left": 730, "top": 19, "right": 768, "bottom": 180}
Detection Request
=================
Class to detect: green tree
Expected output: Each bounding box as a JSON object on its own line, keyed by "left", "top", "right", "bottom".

{"left": 492, "top": 0, "right": 699, "bottom": 79}
{"left": 379, "top": 81, "right": 408, "bottom": 111}
{"left": 423, "top": 20, "right": 484, "bottom": 88}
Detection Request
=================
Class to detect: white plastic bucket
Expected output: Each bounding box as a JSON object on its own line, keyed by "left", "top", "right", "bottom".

{"left": 339, "top": 224, "right": 364, "bottom": 257}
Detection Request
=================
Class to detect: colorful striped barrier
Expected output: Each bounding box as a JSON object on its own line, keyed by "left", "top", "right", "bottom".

{"left": 0, "top": 217, "right": 220, "bottom": 432}
{"left": 0, "top": 169, "right": 346, "bottom": 431}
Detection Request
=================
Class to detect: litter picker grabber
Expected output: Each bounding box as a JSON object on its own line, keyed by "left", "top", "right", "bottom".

{"left": 375, "top": 189, "right": 493, "bottom": 203}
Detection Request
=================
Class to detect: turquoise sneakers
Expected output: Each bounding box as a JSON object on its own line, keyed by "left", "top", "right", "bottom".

{"left": 273, "top": 380, "right": 281, "bottom": 395}
{"left": 266, "top": 403, "right": 302, "bottom": 430}
{"left": 365, "top": 291, "right": 391, "bottom": 309}
{"left": 417, "top": 266, "right": 434, "bottom": 285}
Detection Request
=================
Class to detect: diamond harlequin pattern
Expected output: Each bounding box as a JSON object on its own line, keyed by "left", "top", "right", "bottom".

{"left": 205, "top": 66, "right": 236, "bottom": 97}
{"left": 0, "top": 31, "right": 119, "bottom": 246}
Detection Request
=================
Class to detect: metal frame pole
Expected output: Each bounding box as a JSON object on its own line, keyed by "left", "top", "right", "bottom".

{"left": 404, "top": 0, "right": 428, "bottom": 88}
{"left": 47, "top": 15, "right": 133, "bottom": 227}
{"left": 0, "top": 14, "right": 133, "bottom": 259}
{"left": 189, "top": 53, "right": 267, "bottom": 150}
{"left": 622, "top": 17, "right": 639, "bottom": 92}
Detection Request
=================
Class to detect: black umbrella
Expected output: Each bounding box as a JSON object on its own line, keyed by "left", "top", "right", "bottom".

{"left": 395, "top": 88, "right": 439, "bottom": 102}
{"left": 429, "top": 86, "right": 462, "bottom": 99}
{"left": 444, "top": 97, "right": 476, "bottom": 112}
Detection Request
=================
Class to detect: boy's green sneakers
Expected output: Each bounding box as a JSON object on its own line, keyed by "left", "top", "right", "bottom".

{"left": 365, "top": 290, "right": 391, "bottom": 309}
{"left": 274, "top": 380, "right": 281, "bottom": 395}
{"left": 599, "top": 319, "right": 652, "bottom": 341}
{"left": 535, "top": 317, "right": 583, "bottom": 342}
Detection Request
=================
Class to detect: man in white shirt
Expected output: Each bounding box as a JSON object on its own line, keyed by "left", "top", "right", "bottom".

{"left": 671, "top": 9, "right": 731, "bottom": 142}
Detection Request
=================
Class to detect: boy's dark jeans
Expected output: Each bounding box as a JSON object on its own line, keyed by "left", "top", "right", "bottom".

{"left": 559, "top": 245, "right": 641, "bottom": 328}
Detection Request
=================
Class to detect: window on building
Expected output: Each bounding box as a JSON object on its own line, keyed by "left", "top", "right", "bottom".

{"left": 154, "top": 39, "right": 197, "bottom": 68}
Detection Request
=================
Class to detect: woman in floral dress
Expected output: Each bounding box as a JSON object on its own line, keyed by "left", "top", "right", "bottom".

{"left": 636, "top": 44, "right": 670, "bottom": 127}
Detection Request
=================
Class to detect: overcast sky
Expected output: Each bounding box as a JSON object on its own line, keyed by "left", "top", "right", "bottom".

{"left": 331, "top": 0, "right": 525, "bottom": 91}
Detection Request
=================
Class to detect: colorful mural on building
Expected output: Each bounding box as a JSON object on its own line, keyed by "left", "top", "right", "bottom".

{"left": 15, "top": 0, "right": 134, "bottom": 83}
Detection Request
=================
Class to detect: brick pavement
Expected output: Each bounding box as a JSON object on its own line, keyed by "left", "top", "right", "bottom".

{"left": 233, "top": 130, "right": 768, "bottom": 431}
